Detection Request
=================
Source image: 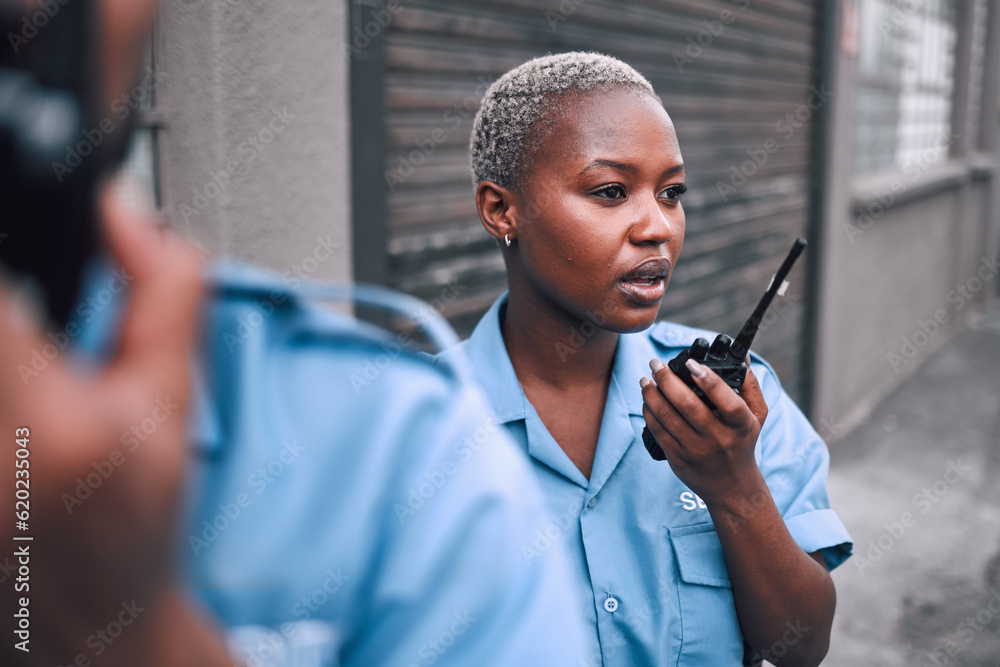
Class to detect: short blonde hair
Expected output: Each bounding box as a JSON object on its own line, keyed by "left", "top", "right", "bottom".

{"left": 469, "top": 51, "right": 657, "bottom": 191}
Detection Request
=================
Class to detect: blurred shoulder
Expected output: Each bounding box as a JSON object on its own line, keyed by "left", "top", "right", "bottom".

{"left": 191, "top": 262, "right": 473, "bottom": 457}
{"left": 202, "top": 261, "right": 462, "bottom": 387}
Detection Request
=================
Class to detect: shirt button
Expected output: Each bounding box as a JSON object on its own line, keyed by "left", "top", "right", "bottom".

{"left": 587, "top": 497, "right": 597, "bottom": 509}
{"left": 604, "top": 596, "right": 618, "bottom": 613}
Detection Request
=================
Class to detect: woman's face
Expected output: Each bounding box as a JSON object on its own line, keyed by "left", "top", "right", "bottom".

{"left": 511, "top": 87, "right": 686, "bottom": 334}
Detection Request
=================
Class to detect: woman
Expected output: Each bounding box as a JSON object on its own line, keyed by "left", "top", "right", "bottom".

{"left": 441, "top": 52, "right": 853, "bottom": 666}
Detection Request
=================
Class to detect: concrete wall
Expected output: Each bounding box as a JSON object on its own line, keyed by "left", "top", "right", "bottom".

{"left": 811, "top": 0, "right": 1000, "bottom": 435}
{"left": 155, "top": 0, "right": 352, "bottom": 283}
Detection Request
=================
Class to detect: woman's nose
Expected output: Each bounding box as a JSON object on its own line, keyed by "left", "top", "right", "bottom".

{"left": 630, "top": 196, "right": 677, "bottom": 246}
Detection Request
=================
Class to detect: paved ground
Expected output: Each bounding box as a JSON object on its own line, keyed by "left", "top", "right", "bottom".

{"left": 823, "top": 305, "right": 1000, "bottom": 666}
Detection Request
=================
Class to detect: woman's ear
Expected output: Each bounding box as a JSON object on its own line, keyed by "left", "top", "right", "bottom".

{"left": 476, "top": 180, "right": 517, "bottom": 247}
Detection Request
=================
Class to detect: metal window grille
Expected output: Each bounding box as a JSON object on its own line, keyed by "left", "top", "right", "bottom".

{"left": 963, "top": 0, "right": 989, "bottom": 152}
{"left": 853, "top": 0, "right": 958, "bottom": 173}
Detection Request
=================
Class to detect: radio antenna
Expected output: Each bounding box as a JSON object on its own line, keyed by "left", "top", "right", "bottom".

{"left": 729, "top": 238, "right": 807, "bottom": 360}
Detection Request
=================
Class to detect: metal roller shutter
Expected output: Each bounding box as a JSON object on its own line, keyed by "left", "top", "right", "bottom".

{"left": 357, "top": 0, "right": 822, "bottom": 402}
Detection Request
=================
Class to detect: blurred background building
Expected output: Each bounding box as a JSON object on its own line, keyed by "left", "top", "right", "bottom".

{"left": 127, "top": 0, "right": 999, "bottom": 435}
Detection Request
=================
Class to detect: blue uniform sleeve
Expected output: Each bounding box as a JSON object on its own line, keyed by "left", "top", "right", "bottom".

{"left": 750, "top": 357, "right": 854, "bottom": 570}
{"left": 342, "top": 382, "right": 589, "bottom": 667}
{"left": 178, "top": 264, "right": 589, "bottom": 667}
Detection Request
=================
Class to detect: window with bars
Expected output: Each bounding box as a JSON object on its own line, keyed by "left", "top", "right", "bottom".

{"left": 962, "top": 0, "right": 989, "bottom": 153}
{"left": 852, "top": 0, "right": 960, "bottom": 173}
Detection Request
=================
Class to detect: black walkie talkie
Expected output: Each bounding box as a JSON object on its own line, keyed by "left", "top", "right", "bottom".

{"left": 642, "top": 238, "right": 807, "bottom": 461}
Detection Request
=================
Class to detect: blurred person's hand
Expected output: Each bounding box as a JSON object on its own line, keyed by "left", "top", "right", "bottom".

{"left": 0, "top": 189, "right": 233, "bottom": 666}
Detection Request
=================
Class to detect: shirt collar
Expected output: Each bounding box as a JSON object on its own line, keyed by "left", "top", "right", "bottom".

{"left": 461, "top": 293, "right": 721, "bottom": 426}
{"left": 462, "top": 292, "right": 663, "bottom": 490}
{"left": 462, "top": 292, "right": 526, "bottom": 424}
{"left": 611, "top": 327, "right": 654, "bottom": 419}
{"left": 463, "top": 292, "right": 656, "bottom": 422}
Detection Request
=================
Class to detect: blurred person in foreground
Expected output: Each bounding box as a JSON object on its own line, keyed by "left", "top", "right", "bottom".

{"left": 0, "top": 1, "right": 589, "bottom": 665}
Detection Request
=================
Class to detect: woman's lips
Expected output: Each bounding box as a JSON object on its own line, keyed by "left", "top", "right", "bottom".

{"left": 619, "top": 257, "right": 670, "bottom": 305}
{"left": 619, "top": 275, "right": 665, "bottom": 304}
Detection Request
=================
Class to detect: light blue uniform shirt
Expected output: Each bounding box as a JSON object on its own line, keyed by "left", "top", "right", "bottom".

{"left": 77, "top": 262, "right": 589, "bottom": 667}
{"left": 440, "top": 293, "right": 853, "bottom": 666}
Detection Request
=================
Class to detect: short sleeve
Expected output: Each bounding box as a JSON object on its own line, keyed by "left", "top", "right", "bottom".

{"left": 750, "top": 358, "right": 854, "bottom": 570}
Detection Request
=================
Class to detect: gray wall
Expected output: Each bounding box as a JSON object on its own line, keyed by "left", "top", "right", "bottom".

{"left": 812, "top": 0, "right": 1000, "bottom": 434}
{"left": 156, "top": 0, "right": 352, "bottom": 283}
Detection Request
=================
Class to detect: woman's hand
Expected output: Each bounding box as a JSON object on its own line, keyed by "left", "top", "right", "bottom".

{"left": 640, "top": 357, "right": 769, "bottom": 508}
{"left": 641, "top": 360, "right": 835, "bottom": 666}
{"left": 0, "top": 189, "right": 233, "bottom": 666}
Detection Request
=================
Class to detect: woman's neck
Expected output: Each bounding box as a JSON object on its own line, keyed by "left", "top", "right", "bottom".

{"left": 501, "top": 287, "right": 619, "bottom": 391}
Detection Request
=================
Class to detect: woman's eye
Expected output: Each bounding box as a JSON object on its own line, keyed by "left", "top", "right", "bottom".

{"left": 660, "top": 184, "right": 688, "bottom": 201}
{"left": 595, "top": 184, "right": 627, "bottom": 200}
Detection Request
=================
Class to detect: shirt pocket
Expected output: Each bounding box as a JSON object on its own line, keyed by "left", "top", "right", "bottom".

{"left": 668, "top": 522, "right": 744, "bottom": 665}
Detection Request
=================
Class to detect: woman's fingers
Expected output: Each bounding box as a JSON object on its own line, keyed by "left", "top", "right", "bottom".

{"left": 681, "top": 359, "right": 764, "bottom": 434}
{"left": 739, "top": 365, "right": 769, "bottom": 427}
{"left": 641, "top": 402, "right": 682, "bottom": 463}
{"left": 100, "top": 188, "right": 203, "bottom": 405}
{"left": 640, "top": 357, "right": 767, "bottom": 450}
{"left": 647, "top": 359, "right": 713, "bottom": 435}
{"left": 640, "top": 370, "right": 705, "bottom": 456}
